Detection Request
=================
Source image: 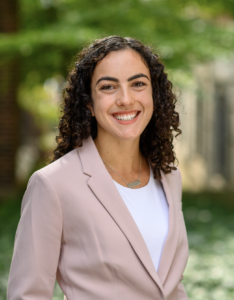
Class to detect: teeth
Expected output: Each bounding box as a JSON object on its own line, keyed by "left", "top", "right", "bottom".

{"left": 114, "top": 112, "right": 138, "bottom": 121}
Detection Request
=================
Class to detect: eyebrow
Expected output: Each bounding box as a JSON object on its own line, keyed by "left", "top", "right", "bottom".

{"left": 95, "top": 73, "right": 150, "bottom": 86}
{"left": 128, "top": 73, "right": 150, "bottom": 82}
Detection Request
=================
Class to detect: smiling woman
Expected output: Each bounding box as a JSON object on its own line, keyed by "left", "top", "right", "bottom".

{"left": 52, "top": 36, "right": 181, "bottom": 180}
{"left": 7, "top": 36, "right": 189, "bottom": 300}
{"left": 90, "top": 49, "right": 154, "bottom": 156}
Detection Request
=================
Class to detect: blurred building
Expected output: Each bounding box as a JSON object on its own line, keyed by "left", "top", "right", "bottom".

{"left": 176, "top": 58, "right": 234, "bottom": 191}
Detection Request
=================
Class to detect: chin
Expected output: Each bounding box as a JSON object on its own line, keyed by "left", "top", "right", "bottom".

{"left": 115, "top": 132, "right": 141, "bottom": 141}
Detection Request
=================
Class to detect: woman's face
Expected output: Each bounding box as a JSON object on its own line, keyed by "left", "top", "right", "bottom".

{"left": 90, "top": 49, "right": 153, "bottom": 142}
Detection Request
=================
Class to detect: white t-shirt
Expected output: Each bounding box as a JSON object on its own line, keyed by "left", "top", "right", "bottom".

{"left": 113, "top": 167, "right": 169, "bottom": 272}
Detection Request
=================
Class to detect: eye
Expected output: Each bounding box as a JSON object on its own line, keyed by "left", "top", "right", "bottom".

{"left": 101, "top": 85, "right": 114, "bottom": 90}
{"left": 133, "top": 81, "right": 146, "bottom": 87}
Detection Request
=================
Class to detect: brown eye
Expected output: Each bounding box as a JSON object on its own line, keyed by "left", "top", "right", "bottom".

{"left": 133, "top": 81, "right": 145, "bottom": 87}
{"left": 101, "top": 85, "right": 114, "bottom": 90}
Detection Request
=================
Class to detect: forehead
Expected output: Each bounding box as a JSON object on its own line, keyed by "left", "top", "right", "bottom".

{"left": 92, "top": 49, "right": 150, "bottom": 81}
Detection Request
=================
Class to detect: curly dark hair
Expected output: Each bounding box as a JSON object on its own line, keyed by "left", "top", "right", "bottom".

{"left": 51, "top": 35, "right": 181, "bottom": 179}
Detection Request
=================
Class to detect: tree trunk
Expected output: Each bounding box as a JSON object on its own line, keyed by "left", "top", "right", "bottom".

{"left": 0, "top": 0, "right": 19, "bottom": 198}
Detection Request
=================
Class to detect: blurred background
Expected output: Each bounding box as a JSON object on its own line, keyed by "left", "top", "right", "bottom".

{"left": 0, "top": 0, "right": 234, "bottom": 299}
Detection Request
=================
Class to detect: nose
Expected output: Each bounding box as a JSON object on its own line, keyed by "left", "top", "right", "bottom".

{"left": 116, "top": 87, "right": 135, "bottom": 107}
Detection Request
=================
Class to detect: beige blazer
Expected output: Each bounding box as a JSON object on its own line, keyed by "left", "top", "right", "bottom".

{"left": 7, "top": 136, "right": 189, "bottom": 300}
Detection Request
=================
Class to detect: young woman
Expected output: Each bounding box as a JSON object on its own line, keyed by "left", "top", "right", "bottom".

{"left": 7, "top": 36, "right": 189, "bottom": 300}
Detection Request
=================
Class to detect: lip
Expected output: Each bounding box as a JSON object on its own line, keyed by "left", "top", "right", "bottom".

{"left": 111, "top": 110, "right": 141, "bottom": 125}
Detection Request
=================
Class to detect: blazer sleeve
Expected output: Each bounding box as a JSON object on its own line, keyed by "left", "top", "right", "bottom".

{"left": 177, "top": 169, "right": 189, "bottom": 300}
{"left": 178, "top": 281, "right": 188, "bottom": 300}
{"left": 7, "top": 170, "right": 63, "bottom": 300}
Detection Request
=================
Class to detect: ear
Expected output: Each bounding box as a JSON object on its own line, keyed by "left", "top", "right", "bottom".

{"left": 87, "top": 103, "right": 95, "bottom": 117}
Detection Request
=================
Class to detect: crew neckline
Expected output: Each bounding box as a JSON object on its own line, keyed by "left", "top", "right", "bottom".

{"left": 113, "top": 167, "right": 152, "bottom": 191}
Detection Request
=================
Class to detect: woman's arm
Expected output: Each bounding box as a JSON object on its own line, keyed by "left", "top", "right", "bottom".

{"left": 7, "top": 171, "right": 63, "bottom": 300}
{"left": 178, "top": 280, "right": 188, "bottom": 300}
{"left": 177, "top": 169, "right": 189, "bottom": 300}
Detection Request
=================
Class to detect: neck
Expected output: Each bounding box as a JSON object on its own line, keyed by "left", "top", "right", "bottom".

{"left": 94, "top": 133, "right": 141, "bottom": 173}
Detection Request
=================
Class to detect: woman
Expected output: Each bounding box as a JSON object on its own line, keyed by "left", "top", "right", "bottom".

{"left": 7, "top": 36, "right": 189, "bottom": 300}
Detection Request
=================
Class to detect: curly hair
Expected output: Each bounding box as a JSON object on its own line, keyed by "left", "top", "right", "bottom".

{"left": 51, "top": 35, "right": 181, "bottom": 179}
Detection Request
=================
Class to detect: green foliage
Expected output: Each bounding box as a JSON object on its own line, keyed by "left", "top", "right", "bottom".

{"left": 0, "top": 196, "right": 22, "bottom": 299}
{"left": 1, "top": 0, "right": 234, "bottom": 157}
{"left": 1, "top": 0, "right": 234, "bottom": 71}
{"left": 0, "top": 0, "right": 232, "bottom": 94}
{"left": 182, "top": 192, "right": 234, "bottom": 299}
{"left": 18, "top": 80, "right": 61, "bottom": 124}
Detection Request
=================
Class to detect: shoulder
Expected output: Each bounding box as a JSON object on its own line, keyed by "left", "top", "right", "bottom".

{"left": 161, "top": 166, "right": 182, "bottom": 201}
{"left": 163, "top": 166, "right": 182, "bottom": 184}
{"left": 23, "top": 148, "right": 86, "bottom": 213}
{"left": 27, "top": 148, "right": 83, "bottom": 189}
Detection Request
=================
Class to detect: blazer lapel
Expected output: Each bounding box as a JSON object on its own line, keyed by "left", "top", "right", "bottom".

{"left": 77, "top": 137, "right": 165, "bottom": 296}
{"left": 157, "top": 171, "right": 180, "bottom": 285}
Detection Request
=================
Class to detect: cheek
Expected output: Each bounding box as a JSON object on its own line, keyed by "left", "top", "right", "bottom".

{"left": 141, "top": 95, "right": 154, "bottom": 124}
{"left": 92, "top": 93, "right": 101, "bottom": 113}
{"left": 142, "top": 91, "right": 154, "bottom": 111}
{"left": 92, "top": 96, "right": 110, "bottom": 120}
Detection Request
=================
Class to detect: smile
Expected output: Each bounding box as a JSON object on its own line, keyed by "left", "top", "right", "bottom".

{"left": 112, "top": 111, "right": 140, "bottom": 121}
